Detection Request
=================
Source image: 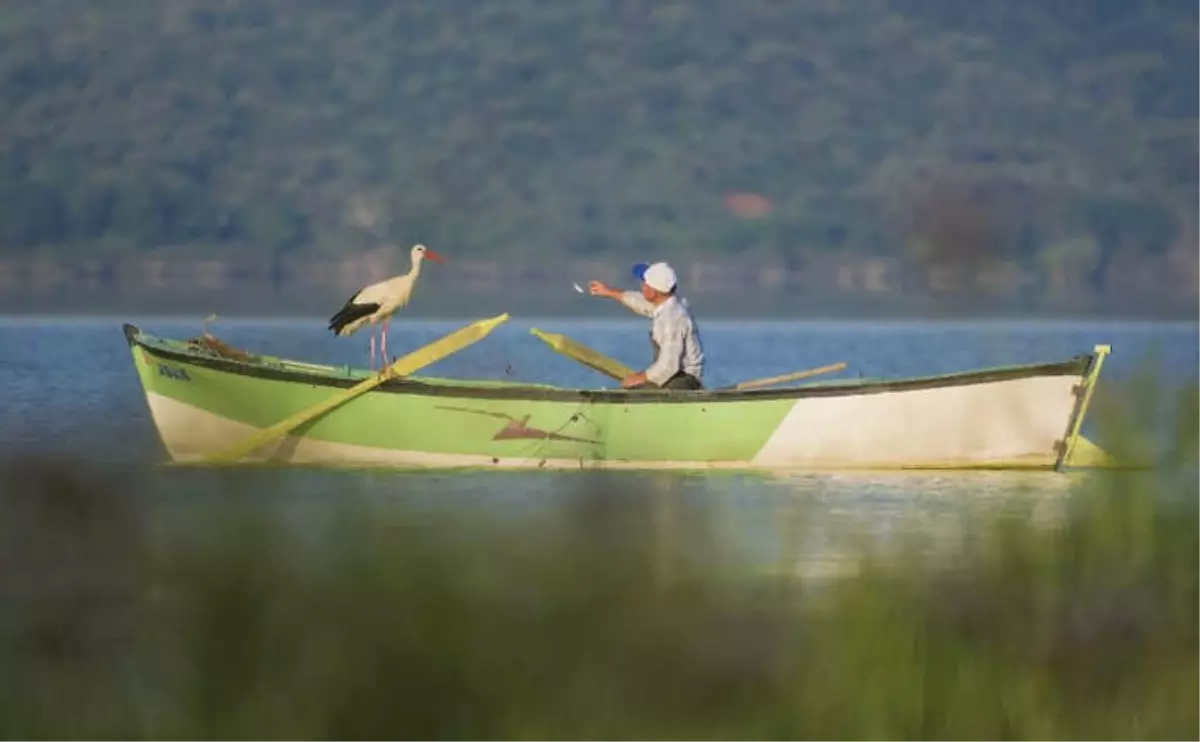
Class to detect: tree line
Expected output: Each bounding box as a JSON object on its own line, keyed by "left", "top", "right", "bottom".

{"left": 0, "top": 0, "right": 1194, "bottom": 289}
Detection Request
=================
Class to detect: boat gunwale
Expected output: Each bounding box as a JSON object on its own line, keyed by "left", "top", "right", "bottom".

{"left": 123, "top": 323, "right": 1094, "bottom": 405}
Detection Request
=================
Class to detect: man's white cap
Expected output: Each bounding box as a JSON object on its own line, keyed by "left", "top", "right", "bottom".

{"left": 633, "top": 261, "right": 677, "bottom": 293}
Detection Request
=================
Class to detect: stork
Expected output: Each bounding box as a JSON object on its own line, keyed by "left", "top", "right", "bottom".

{"left": 327, "top": 244, "right": 446, "bottom": 369}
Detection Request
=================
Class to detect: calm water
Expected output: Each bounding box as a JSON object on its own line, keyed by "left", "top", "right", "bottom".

{"left": 1, "top": 314, "right": 1196, "bottom": 576}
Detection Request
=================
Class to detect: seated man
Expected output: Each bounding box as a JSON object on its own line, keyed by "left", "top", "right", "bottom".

{"left": 588, "top": 261, "right": 705, "bottom": 390}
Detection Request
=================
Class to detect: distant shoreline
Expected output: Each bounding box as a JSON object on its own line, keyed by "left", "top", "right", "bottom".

{"left": 2, "top": 251, "right": 1194, "bottom": 323}
{"left": 4, "top": 294, "right": 1195, "bottom": 321}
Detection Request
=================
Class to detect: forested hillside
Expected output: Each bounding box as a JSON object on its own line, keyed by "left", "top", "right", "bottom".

{"left": 0, "top": 0, "right": 1195, "bottom": 287}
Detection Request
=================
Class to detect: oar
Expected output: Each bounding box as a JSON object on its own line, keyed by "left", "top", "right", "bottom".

{"left": 198, "top": 313, "right": 511, "bottom": 464}
{"left": 728, "top": 361, "right": 848, "bottom": 391}
{"left": 529, "top": 328, "right": 635, "bottom": 381}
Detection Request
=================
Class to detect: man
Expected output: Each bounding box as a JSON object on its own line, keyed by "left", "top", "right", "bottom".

{"left": 588, "top": 261, "right": 705, "bottom": 390}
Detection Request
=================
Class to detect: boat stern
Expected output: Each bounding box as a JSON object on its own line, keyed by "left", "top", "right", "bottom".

{"left": 749, "top": 349, "right": 1111, "bottom": 471}
{"left": 1055, "top": 344, "right": 1114, "bottom": 470}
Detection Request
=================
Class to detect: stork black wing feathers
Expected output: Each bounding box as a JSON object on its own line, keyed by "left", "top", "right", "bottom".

{"left": 327, "top": 291, "right": 380, "bottom": 335}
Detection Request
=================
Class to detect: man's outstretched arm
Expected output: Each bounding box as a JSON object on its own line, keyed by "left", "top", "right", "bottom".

{"left": 589, "top": 280, "right": 655, "bottom": 317}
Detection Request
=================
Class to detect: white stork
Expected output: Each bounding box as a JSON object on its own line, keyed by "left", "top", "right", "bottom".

{"left": 327, "top": 244, "right": 446, "bottom": 369}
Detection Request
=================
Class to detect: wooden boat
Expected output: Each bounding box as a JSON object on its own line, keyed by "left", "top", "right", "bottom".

{"left": 122, "top": 317, "right": 1113, "bottom": 471}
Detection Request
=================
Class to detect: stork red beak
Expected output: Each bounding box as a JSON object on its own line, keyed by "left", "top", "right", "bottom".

{"left": 424, "top": 249, "right": 446, "bottom": 263}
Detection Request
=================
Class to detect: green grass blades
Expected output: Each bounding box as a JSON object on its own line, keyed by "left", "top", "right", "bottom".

{"left": 0, "top": 373, "right": 1195, "bottom": 739}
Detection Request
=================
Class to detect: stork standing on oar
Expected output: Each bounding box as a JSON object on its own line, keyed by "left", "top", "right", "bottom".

{"left": 327, "top": 244, "right": 447, "bottom": 369}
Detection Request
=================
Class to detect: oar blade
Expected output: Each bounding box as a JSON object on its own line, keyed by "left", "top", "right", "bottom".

{"left": 390, "top": 312, "right": 511, "bottom": 377}
{"left": 530, "top": 328, "right": 635, "bottom": 381}
{"left": 198, "top": 313, "right": 511, "bottom": 464}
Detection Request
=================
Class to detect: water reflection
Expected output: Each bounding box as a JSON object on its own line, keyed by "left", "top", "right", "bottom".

{"left": 737, "top": 469, "right": 1083, "bottom": 580}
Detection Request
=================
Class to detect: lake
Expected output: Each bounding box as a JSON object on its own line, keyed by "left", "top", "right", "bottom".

{"left": 1, "top": 314, "right": 1196, "bottom": 577}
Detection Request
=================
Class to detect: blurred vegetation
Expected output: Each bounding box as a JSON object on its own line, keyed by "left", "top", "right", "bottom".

{"left": 0, "top": 0, "right": 1195, "bottom": 283}
{"left": 0, "top": 373, "right": 1196, "bottom": 739}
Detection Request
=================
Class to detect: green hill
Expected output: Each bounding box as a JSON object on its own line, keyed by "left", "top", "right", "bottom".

{"left": 0, "top": 0, "right": 1194, "bottom": 285}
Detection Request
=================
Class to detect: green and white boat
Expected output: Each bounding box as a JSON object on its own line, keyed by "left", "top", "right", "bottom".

{"left": 123, "top": 317, "right": 1113, "bottom": 472}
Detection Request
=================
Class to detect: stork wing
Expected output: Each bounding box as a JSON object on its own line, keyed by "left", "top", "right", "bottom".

{"left": 352, "top": 278, "right": 393, "bottom": 305}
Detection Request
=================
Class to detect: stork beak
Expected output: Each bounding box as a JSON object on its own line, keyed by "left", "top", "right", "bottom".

{"left": 424, "top": 249, "right": 446, "bottom": 263}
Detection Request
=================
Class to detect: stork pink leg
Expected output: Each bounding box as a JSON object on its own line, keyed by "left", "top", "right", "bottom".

{"left": 368, "top": 325, "right": 376, "bottom": 370}
{"left": 382, "top": 317, "right": 390, "bottom": 365}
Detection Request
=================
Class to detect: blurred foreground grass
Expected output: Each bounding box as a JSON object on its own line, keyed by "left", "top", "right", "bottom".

{"left": 0, "top": 377, "right": 1195, "bottom": 740}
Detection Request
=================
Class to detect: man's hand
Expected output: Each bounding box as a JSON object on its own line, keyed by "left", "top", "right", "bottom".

{"left": 620, "top": 371, "right": 648, "bottom": 389}
{"left": 589, "top": 280, "right": 619, "bottom": 299}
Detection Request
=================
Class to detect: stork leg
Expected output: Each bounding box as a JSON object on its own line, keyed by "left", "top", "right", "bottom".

{"left": 381, "top": 317, "right": 390, "bottom": 364}
{"left": 368, "top": 324, "right": 377, "bottom": 371}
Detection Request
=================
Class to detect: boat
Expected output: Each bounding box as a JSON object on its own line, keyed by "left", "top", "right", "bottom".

{"left": 122, "top": 317, "right": 1113, "bottom": 472}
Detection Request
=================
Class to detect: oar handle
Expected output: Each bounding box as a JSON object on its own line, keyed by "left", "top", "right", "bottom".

{"left": 530, "top": 328, "right": 635, "bottom": 381}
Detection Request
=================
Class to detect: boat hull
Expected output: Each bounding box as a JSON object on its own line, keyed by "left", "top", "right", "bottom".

{"left": 124, "top": 324, "right": 1107, "bottom": 471}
